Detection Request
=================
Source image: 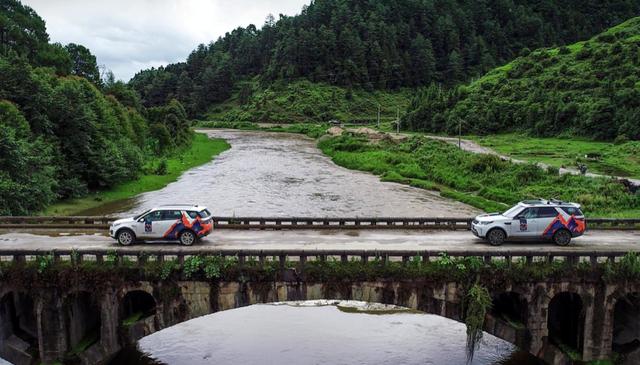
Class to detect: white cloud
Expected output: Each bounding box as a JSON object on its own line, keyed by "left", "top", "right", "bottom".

{"left": 23, "top": 0, "right": 308, "bottom": 81}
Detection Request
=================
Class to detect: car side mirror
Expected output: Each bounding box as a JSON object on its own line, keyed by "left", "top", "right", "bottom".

{"left": 138, "top": 218, "right": 145, "bottom": 223}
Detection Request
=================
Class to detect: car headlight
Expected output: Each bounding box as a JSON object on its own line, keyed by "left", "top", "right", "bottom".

{"left": 479, "top": 221, "right": 493, "bottom": 225}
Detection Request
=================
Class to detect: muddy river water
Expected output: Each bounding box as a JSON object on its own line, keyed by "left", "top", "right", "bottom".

{"left": 95, "top": 129, "right": 480, "bottom": 217}
{"left": 112, "top": 302, "right": 540, "bottom": 365}
{"left": 100, "top": 130, "right": 537, "bottom": 364}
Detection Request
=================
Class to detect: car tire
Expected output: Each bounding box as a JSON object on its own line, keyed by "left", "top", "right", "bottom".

{"left": 487, "top": 228, "right": 506, "bottom": 246}
{"left": 179, "top": 230, "right": 196, "bottom": 246}
{"left": 553, "top": 229, "right": 572, "bottom": 246}
{"left": 117, "top": 229, "right": 135, "bottom": 246}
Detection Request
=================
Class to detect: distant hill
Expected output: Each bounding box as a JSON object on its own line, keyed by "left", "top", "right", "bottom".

{"left": 129, "top": 0, "right": 640, "bottom": 117}
{"left": 404, "top": 17, "right": 640, "bottom": 141}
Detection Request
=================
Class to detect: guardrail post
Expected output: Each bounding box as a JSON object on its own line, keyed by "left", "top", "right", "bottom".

{"left": 341, "top": 254, "right": 348, "bottom": 263}
{"left": 590, "top": 255, "right": 598, "bottom": 267}
{"left": 526, "top": 256, "right": 533, "bottom": 265}
{"left": 421, "top": 253, "right": 429, "bottom": 263}
{"left": 361, "top": 254, "right": 368, "bottom": 263}
{"left": 279, "top": 254, "right": 287, "bottom": 273}
{"left": 484, "top": 255, "right": 491, "bottom": 264}
{"left": 402, "top": 255, "right": 410, "bottom": 265}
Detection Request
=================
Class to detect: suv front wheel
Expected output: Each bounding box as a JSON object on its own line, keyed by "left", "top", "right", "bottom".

{"left": 553, "top": 229, "right": 572, "bottom": 246}
{"left": 117, "top": 229, "right": 135, "bottom": 246}
{"left": 179, "top": 230, "right": 196, "bottom": 246}
{"left": 487, "top": 228, "right": 506, "bottom": 246}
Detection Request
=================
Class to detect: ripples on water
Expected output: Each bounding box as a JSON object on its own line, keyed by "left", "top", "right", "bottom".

{"left": 107, "top": 130, "right": 480, "bottom": 217}
{"left": 111, "top": 302, "right": 540, "bottom": 365}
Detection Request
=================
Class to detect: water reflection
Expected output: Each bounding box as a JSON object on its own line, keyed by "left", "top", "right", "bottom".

{"left": 111, "top": 302, "right": 541, "bottom": 365}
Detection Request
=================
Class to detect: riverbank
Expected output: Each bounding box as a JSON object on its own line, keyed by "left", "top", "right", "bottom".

{"left": 195, "top": 122, "right": 638, "bottom": 217}
{"left": 318, "top": 134, "right": 639, "bottom": 218}
{"left": 42, "top": 133, "right": 230, "bottom": 216}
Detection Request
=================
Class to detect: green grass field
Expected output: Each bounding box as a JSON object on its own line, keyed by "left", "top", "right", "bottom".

{"left": 469, "top": 134, "right": 640, "bottom": 180}
{"left": 43, "top": 133, "right": 230, "bottom": 216}
{"left": 318, "top": 134, "right": 639, "bottom": 217}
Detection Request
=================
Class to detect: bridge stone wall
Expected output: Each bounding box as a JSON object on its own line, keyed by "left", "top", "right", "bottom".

{"left": 2, "top": 274, "right": 638, "bottom": 365}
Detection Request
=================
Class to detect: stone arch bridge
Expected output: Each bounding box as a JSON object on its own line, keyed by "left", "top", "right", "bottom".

{"left": 0, "top": 248, "right": 639, "bottom": 365}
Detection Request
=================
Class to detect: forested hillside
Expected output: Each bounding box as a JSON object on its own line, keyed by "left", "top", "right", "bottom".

{"left": 0, "top": 0, "right": 192, "bottom": 215}
{"left": 404, "top": 17, "right": 640, "bottom": 140}
{"left": 129, "top": 0, "right": 640, "bottom": 117}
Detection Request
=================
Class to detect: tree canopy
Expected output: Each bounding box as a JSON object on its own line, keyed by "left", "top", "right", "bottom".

{"left": 0, "top": 0, "right": 192, "bottom": 215}
{"left": 129, "top": 0, "right": 640, "bottom": 117}
{"left": 403, "top": 17, "right": 640, "bottom": 141}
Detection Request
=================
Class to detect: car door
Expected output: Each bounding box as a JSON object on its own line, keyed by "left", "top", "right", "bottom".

{"left": 155, "top": 210, "right": 183, "bottom": 239}
{"left": 137, "top": 210, "right": 163, "bottom": 238}
{"left": 534, "top": 207, "right": 561, "bottom": 238}
{"left": 510, "top": 207, "right": 538, "bottom": 238}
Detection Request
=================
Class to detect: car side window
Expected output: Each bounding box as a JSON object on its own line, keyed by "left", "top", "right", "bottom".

{"left": 163, "top": 210, "right": 183, "bottom": 220}
{"left": 537, "top": 207, "right": 558, "bottom": 218}
{"left": 143, "top": 211, "right": 163, "bottom": 222}
{"left": 519, "top": 208, "right": 536, "bottom": 219}
{"left": 561, "top": 207, "right": 583, "bottom": 216}
{"left": 187, "top": 211, "right": 198, "bottom": 219}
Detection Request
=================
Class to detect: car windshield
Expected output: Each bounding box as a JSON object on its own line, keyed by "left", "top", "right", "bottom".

{"left": 502, "top": 205, "right": 522, "bottom": 218}
{"left": 134, "top": 209, "right": 151, "bottom": 220}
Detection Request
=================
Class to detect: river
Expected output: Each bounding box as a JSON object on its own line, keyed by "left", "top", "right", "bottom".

{"left": 112, "top": 302, "right": 540, "bottom": 365}
{"left": 94, "top": 129, "right": 480, "bottom": 217}
{"left": 102, "top": 130, "right": 537, "bottom": 364}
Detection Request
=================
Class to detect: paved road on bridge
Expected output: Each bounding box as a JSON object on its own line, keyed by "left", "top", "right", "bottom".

{"left": 0, "top": 229, "right": 638, "bottom": 253}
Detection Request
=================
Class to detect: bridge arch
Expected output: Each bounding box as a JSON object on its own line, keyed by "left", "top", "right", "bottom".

{"left": 548, "top": 291, "right": 585, "bottom": 354}
{"left": 612, "top": 292, "right": 640, "bottom": 362}
{"left": 0, "top": 291, "right": 38, "bottom": 364}
{"left": 62, "top": 290, "right": 101, "bottom": 355}
{"left": 491, "top": 291, "right": 528, "bottom": 326}
{"left": 121, "top": 289, "right": 157, "bottom": 323}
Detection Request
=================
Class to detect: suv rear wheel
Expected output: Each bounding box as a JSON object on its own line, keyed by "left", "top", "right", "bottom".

{"left": 553, "top": 229, "right": 572, "bottom": 246}
{"left": 117, "top": 229, "right": 135, "bottom": 246}
{"left": 487, "top": 228, "right": 506, "bottom": 246}
{"left": 179, "top": 230, "right": 196, "bottom": 246}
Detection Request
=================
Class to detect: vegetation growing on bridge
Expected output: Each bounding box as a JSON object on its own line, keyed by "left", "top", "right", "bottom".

{"left": 3, "top": 251, "right": 640, "bottom": 363}
{"left": 318, "top": 134, "right": 640, "bottom": 217}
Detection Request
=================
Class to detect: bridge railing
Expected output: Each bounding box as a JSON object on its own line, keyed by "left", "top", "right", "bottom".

{"left": 0, "top": 216, "right": 638, "bottom": 230}
{"left": 0, "top": 248, "right": 631, "bottom": 268}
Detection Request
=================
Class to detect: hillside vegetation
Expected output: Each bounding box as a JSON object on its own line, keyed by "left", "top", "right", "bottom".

{"left": 405, "top": 17, "right": 640, "bottom": 141}
{"left": 205, "top": 80, "right": 410, "bottom": 124}
{"left": 319, "top": 134, "right": 640, "bottom": 217}
{"left": 0, "top": 0, "right": 193, "bottom": 215}
{"left": 129, "top": 0, "right": 640, "bottom": 117}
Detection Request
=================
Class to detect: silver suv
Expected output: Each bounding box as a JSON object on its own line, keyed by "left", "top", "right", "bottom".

{"left": 471, "top": 199, "right": 586, "bottom": 246}
{"left": 109, "top": 205, "right": 213, "bottom": 246}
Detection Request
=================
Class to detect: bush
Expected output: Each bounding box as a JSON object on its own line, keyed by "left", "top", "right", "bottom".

{"left": 154, "top": 159, "right": 168, "bottom": 175}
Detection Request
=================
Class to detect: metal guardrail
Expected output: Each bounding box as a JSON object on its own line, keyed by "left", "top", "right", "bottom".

{"left": 0, "top": 216, "right": 638, "bottom": 230}
{"left": 0, "top": 248, "right": 631, "bottom": 267}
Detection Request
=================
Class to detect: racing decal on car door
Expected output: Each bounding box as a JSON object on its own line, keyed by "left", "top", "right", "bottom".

{"left": 519, "top": 219, "right": 528, "bottom": 231}
{"left": 542, "top": 214, "right": 586, "bottom": 238}
{"left": 162, "top": 213, "right": 213, "bottom": 239}
{"left": 145, "top": 220, "right": 152, "bottom": 233}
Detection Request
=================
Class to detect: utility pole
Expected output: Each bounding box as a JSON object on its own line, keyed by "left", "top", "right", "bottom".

{"left": 377, "top": 104, "right": 381, "bottom": 129}
{"left": 458, "top": 119, "right": 462, "bottom": 149}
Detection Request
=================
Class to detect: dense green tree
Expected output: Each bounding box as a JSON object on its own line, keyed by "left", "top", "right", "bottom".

{"left": 130, "top": 0, "right": 640, "bottom": 117}
{"left": 65, "top": 43, "right": 101, "bottom": 85}
{"left": 0, "top": 0, "right": 195, "bottom": 214}
{"left": 404, "top": 17, "right": 640, "bottom": 141}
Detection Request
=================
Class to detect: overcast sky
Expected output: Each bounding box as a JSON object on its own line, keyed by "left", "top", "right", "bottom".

{"left": 23, "top": 0, "right": 308, "bottom": 81}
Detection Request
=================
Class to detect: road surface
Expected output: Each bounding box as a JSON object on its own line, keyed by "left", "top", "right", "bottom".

{"left": 0, "top": 229, "right": 638, "bottom": 253}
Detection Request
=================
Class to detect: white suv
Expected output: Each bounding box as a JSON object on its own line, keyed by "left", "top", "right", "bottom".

{"left": 109, "top": 205, "right": 213, "bottom": 246}
{"left": 471, "top": 199, "right": 586, "bottom": 246}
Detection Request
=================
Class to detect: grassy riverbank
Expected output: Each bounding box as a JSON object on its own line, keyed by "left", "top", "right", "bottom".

{"left": 468, "top": 134, "right": 640, "bottom": 180}
{"left": 318, "top": 134, "right": 639, "bottom": 217}
{"left": 43, "top": 133, "right": 230, "bottom": 216}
